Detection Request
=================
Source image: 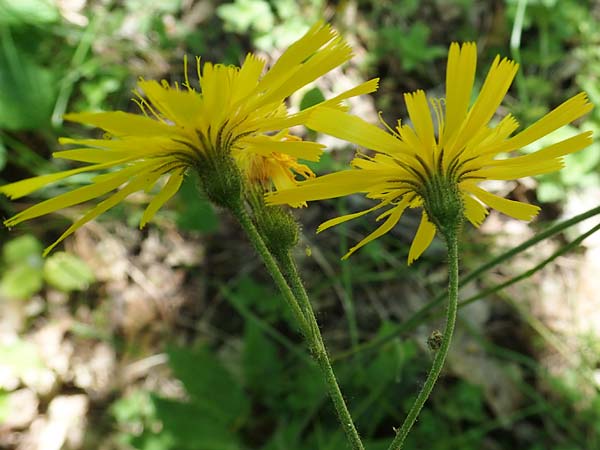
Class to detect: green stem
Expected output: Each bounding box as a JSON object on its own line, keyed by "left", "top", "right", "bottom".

{"left": 233, "top": 203, "right": 364, "bottom": 450}
{"left": 387, "top": 229, "right": 460, "bottom": 450}
{"left": 279, "top": 251, "right": 365, "bottom": 450}
{"left": 231, "top": 204, "right": 310, "bottom": 338}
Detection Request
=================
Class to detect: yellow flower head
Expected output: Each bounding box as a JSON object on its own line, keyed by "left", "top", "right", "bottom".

{"left": 267, "top": 42, "right": 593, "bottom": 264}
{"left": 0, "top": 22, "right": 378, "bottom": 255}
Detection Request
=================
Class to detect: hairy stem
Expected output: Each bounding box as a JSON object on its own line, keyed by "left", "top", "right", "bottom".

{"left": 233, "top": 204, "right": 364, "bottom": 450}
{"left": 279, "top": 251, "right": 365, "bottom": 450}
{"left": 387, "top": 229, "right": 460, "bottom": 450}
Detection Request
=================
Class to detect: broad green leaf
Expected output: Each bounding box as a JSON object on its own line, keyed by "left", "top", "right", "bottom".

{"left": 0, "top": 0, "right": 59, "bottom": 26}
{"left": 2, "top": 234, "right": 43, "bottom": 265}
{"left": 166, "top": 346, "right": 249, "bottom": 425}
{"left": 243, "top": 322, "right": 285, "bottom": 404}
{"left": 300, "top": 87, "right": 325, "bottom": 111}
{"left": 43, "top": 252, "right": 95, "bottom": 292}
{"left": 0, "top": 28, "right": 56, "bottom": 130}
{"left": 0, "top": 340, "right": 44, "bottom": 377}
{"left": 175, "top": 174, "right": 218, "bottom": 233}
{"left": 151, "top": 397, "right": 240, "bottom": 450}
{"left": 0, "top": 263, "right": 43, "bottom": 299}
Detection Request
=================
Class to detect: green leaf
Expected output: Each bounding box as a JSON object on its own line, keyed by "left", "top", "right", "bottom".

{"left": 2, "top": 234, "right": 43, "bottom": 265}
{"left": 243, "top": 322, "right": 285, "bottom": 404}
{"left": 175, "top": 174, "right": 219, "bottom": 233}
{"left": 299, "top": 87, "right": 325, "bottom": 111}
{"left": 43, "top": 252, "right": 95, "bottom": 292}
{"left": 0, "top": 135, "right": 6, "bottom": 171}
{"left": 0, "top": 340, "right": 44, "bottom": 377}
{"left": 217, "top": 0, "right": 275, "bottom": 34}
{"left": 0, "top": 29, "right": 56, "bottom": 130}
{"left": 166, "top": 346, "right": 249, "bottom": 425}
{"left": 151, "top": 397, "right": 241, "bottom": 450}
{"left": 0, "top": 0, "right": 59, "bottom": 26}
{"left": 0, "top": 263, "right": 43, "bottom": 299}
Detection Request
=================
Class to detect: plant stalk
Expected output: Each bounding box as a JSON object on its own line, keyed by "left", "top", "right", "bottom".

{"left": 279, "top": 251, "right": 365, "bottom": 450}
{"left": 387, "top": 229, "right": 460, "bottom": 450}
{"left": 233, "top": 204, "right": 365, "bottom": 450}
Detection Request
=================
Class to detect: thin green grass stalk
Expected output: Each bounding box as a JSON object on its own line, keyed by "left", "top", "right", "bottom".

{"left": 333, "top": 205, "right": 600, "bottom": 362}
{"left": 462, "top": 319, "right": 589, "bottom": 447}
{"left": 387, "top": 228, "right": 460, "bottom": 450}
{"left": 510, "top": 0, "right": 529, "bottom": 104}
{"left": 459, "top": 220, "right": 600, "bottom": 308}
{"left": 233, "top": 204, "right": 365, "bottom": 450}
{"left": 52, "top": 17, "right": 99, "bottom": 128}
{"left": 279, "top": 251, "right": 365, "bottom": 450}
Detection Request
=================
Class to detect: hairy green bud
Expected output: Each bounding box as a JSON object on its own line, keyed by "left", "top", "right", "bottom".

{"left": 195, "top": 152, "right": 243, "bottom": 211}
{"left": 253, "top": 203, "right": 300, "bottom": 257}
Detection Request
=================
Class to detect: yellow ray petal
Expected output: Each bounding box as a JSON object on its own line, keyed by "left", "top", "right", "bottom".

{"left": 462, "top": 193, "right": 488, "bottom": 227}
{"left": 242, "top": 137, "right": 325, "bottom": 161}
{"left": 319, "top": 78, "right": 380, "bottom": 109}
{"left": 136, "top": 80, "right": 205, "bottom": 129}
{"left": 140, "top": 168, "right": 186, "bottom": 228}
{"left": 58, "top": 136, "right": 176, "bottom": 151}
{"left": 450, "top": 56, "right": 518, "bottom": 154}
{"left": 465, "top": 184, "right": 539, "bottom": 221}
{"left": 407, "top": 211, "right": 436, "bottom": 264}
{"left": 404, "top": 90, "right": 435, "bottom": 151}
{"left": 0, "top": 158, "right": 135, "bottom": 199}
{"left": 256, "top": 21, "right": 339, "bottom": 94}
{"left": 3, "top": 162, "right": 159, "bottom": 226}
{"left": 257, "top": 79, "right": 380, "bottom": 132}
{"left": 494, "top": 92, "right": 593, "bottom": 154}
{"left": 317, "top": 195, "right": 396, "bottom": 233}
{"left": 231, "top": 53, "right": 265, "bottom": 105}
{"left": 52, "top": 149, "right": 139, "bottom": 163}
{"left": 42, "top": 166, "right": 169, "bottom": 256}
{"left": 444, "top": 42, "right": 477, "bottom": 142}
{"left": 258, "top": 36, "right": 352, "bottom": 107}
{"left": 64, "top": 111, "right": 181, "bottom": 137}
{"left": 265, "top": 170, "right": 386, "bottom": 205}
{"left": 342, "top": 201, "right": 407, "bottom": 259}
{"left": 475, "top": 131, "right": 593, "bottom": 179}
{"left": 306, "top": 108, "right": 410, "bottom": 156}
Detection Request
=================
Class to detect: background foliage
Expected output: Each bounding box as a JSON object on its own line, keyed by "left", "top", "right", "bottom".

{"left": 0, "top": 1, "right": 599, "bottom": 449}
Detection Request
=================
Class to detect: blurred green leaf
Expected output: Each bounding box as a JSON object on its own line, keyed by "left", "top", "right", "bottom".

{"left": 152, "top": 397, "right": 240, "bottom": 450}
{"left": 2, "top": 234, "right": 42, "bottom": 265}
{"left": 0, "top": 28, "right": 56, "bottom": 130}
{"left": 0, "top": 135, "right": 6, "bottom": 171}
{"left": 167, "top": 346, "right": 249, "bottom": 424}
{"left": 0, "top": 340, "right": 44, "bottom": 377}
{"left": 299, "top": 87, "right": 325, "bottom": 111}
{"left": 0, "top": 263, "right": 43, "bottom": 299}
{"left": 217, "top": 0, "right": 275, "bottom": 34}
{"left": 175, "top": 174, "right": 219, "bottom": 233}
{"left": 243, "top": 322, "right": 285, "bottom": 404}
{"left": 43, "top": 252, "right": 95, "bottom": 292}
{"left": 0, "top": 0, "right": 59, "bottom": 26}
{"left": 0, "top": 235, "right": 44, "bottom": 299}
{"left": 377, "top": 22, "right": 446, "bottom": 72}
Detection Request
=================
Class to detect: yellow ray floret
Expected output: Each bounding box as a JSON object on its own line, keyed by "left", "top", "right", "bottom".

{"left": 1, "top": 22, "right": 378, "bottom": 254}
{"left": 267, "top": 42, "right": 593, "bottom": 264}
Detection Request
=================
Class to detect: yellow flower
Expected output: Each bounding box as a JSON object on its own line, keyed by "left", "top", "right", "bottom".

{"left": 0, "top": 22, "right": 378, "bottom": 255}
{"left": 267, "top": 42, "right": 593, "bottom": 264}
